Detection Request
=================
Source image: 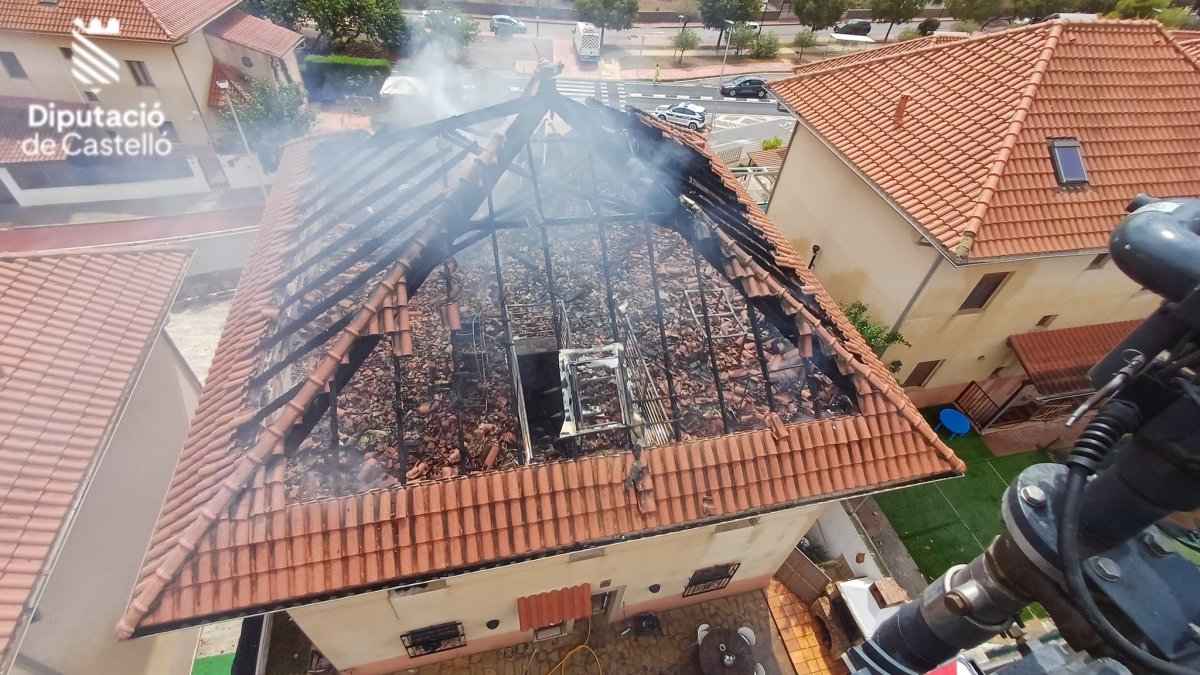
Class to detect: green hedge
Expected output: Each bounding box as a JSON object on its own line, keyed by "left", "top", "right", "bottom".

{"left": 301, "top": 54, "right": 391, "bottom": 102}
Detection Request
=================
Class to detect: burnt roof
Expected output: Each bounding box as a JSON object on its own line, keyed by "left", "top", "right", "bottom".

{"left": 118, "top": 72, "right": 963, "bottom": 637}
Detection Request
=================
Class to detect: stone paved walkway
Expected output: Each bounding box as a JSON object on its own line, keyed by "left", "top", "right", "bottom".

{"left": 407, "top": 589, "right": 790, "bottom": 675}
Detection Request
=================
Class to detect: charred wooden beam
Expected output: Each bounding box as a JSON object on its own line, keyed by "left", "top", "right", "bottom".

{"left": 328, "top": 373, "right": 339, "bottom": 451}
{"left": 691, "top": 239, "right": 732, "bottom": 434}
{"left": 393, "top": 353, "right": 409, "bottom": 485}
{"left": 745, "top": 303, "right": 776, "bottom": 412}
{"left": 249, "top": 314, "right": 353, "bottom": 388}
{"left": 491, "top": 223, "right": 533, "bottom": 464}
{"left": 644, "top": 217, "right": 682, "bottom": 442}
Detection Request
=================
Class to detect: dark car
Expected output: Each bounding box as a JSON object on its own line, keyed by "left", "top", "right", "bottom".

{"left": 833, "top": 18, "right": 872, "bottom": 35}
{"left": 720, "top": 75, "right": 769, "bottom": 99}
{"left": 490, "top": 14, "right": 527, "bottom": 33}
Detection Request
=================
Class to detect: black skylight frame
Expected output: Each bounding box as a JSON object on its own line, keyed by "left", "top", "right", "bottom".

{"left": 1048, "top": 137, "right": 1088, "bottom": 187}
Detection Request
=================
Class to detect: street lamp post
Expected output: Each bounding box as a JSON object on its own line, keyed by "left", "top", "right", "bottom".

{"left": 758, "top": 0, "right": 767, "bottom": 35}
{"left": 719, "top": 19, "right": 734, "bottom": 83}
{"left": 217, "top": 79, "right": 268, "bottom": 201}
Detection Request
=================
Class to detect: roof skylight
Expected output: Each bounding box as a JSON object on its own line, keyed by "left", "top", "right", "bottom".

{"left": 1048, "top": 137, "right": 1088, "bottom": 186}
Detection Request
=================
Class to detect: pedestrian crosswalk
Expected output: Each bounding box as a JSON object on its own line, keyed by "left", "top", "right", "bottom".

{"left": 507, "top": 78, "right": 625, "bottom": 107}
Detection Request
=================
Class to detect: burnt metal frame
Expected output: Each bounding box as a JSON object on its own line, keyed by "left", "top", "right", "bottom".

{"left": 690, "top": 227, "right": 732, "bottom": 435}
{"left": 392, "top": 353, "right": 410, "bottom": 484}
{"left": 743, "top": 301, "right": 777, "bottom": 412}
{"left": 643, "top": 216, "right": 683, "bottom": 442}
{"left": 526, "top": 142, "right": 565, "bottom": 354}
{"left": 684, "top": 288, "right": 748, "bottom": 340}
{"left": 490, "top": 223, "right": 533, "bottom": 464}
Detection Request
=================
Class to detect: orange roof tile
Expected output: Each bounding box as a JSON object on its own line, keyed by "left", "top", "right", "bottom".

{"left": 0, "top": 96, "right": 88, "bottom": 165}
{"left": 517, "top": 584, "right": 592, "bottom": 631}
{"left": 204, "top": 11, "right": 301, "bottom": 59}
{"left": 117, "top": 81, "right": 963, "bottom": 637}
{"left": 771, "top": 20, "right": 1200, "bottom": 262}
{"left": 0, "top": 247, "right": 190, "bottom": 663}
{"left": 1008, "top": 320, "right": 1139, "bottom": 397}
{"left": 0, "top": 0, "right": 239, "bottom": 41}
{"left": 747, "top": 147, "right": 786, "bottom": 168}
{"left": 790, "top": 35, "right": 965, "bottom": 76}
{"left": 207, "top": 60, "right": 249, "bottom": 109}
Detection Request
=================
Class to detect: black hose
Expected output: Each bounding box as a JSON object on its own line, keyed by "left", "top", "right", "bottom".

{"left": 1058, "top": 465, "right": 1199, "bottom": 675}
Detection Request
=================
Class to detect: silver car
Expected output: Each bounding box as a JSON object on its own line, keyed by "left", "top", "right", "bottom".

{"left": 491, "top": 14, "right": 527, "bottom": 33}
{"left": 654, "top": 102, "right": 709, "bottom": 130}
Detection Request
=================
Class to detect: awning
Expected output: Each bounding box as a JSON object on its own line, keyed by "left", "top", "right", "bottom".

{"left": 1007, "top": 320, "right": 1141, "bottom": 397}
{"left": 517, "top": 583, "right": 592, "bottom": 631}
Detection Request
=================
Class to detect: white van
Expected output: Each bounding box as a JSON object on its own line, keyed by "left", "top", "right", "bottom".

{"left": 572, "top": 21, "right": 600, "bottom": 61}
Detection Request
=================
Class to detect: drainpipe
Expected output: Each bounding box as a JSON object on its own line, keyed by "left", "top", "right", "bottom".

{"left": 889, "top": 252, "right": 941, "bottom": 335}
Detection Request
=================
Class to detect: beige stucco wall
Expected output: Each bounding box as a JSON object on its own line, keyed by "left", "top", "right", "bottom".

{"left": 768, "top": 125, "right": 1160, "bottom": 405}
{"left": 884, "top": 252, "right": 1161, "bottom": 401}
{"left": 12, "top": 338, "right": 202, "bottom": 675}
{"left": 0, "top": 30, "right": 216, "bottom": 149}
{"left": 287, "top": 503, "right": 824, "bottom": 674}
{"left": 767, "top": 124, "right": 942, "bottom": 328}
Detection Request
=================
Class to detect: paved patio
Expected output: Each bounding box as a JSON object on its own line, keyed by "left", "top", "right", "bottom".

{"left": 395, "top": 582, "right": 845, "bottom": 675}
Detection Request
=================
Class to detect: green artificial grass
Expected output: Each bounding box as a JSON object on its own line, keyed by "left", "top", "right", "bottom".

{"left": 192, "top": 654, "right": 235, "bottom": 675}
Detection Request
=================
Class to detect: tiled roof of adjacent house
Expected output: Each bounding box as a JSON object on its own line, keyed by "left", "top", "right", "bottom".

{"left": 771, "top": 20, "right": 1200, "bottom": 262}
{"left": 790, "top": 34, "right": 965, "bottom": 76}
{"left": 204, "top": 10, "right": 302, "bottom": 59}
{"left": 747, "top": 148, "right": 787, "bottom": 168}
{"left": 0, "top": 0, "right": 239, "bottom": 41}
{"left": 0, "top": 96, "right": 88, "bottom": 165}
{"left": 1172, "top": 29, "right": 1200, "bottom": 45}
{"left": 1008, "top": 319, "right": 1140, "bottom": 397}
{"left": 117, "top": 74, "right": 963, "bottom": 637}
{"left": 0, "top": 248, "right": 190, "bottom": 664}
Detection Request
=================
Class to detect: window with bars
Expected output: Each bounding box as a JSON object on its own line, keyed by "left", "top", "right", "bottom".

{"left": 401, "top": 622, "right": 466, "bottom": 658}
{"left": 683, "top": 562, "right": 741, "bottom": 597}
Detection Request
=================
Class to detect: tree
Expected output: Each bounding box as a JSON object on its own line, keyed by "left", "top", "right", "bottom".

{"left": 917, "top": 17, "right": 940, "bottom": 34}
{"left": 761, "top": 135, "right": 782, "bottom": 150}
{"left": 896, "top": 26, "right": 922, "bottom": 39}
{"left": 575, "top": 0, "right": 639, "bottom": 46}
{"left": 698, "top": 0, "right": 761, "bottom": 46}
{"left": 730, "top": 22, "right": 757, "bottom": 54}
{"left": 242, "top": 0, "right": 305, "bottom": 30}
{"left": 792, "top": 28, "right": 818, "bottom": 58}
{"left": 673, "top": 27, "right": 700, "bottom": 62}
{"left": 793, "top": 0, "right": 849, "bottom": 31}
{"left": 420, "top": 5, "right": 480, "bottom": 48}
{"left": 1076, "top": 0, "right": 1117, "bottom": 12}
{"left": 1114, "top": 0, "right": 1167, "bottom": 16}
{"left": 750, "top": 31, "right": 780, "bottom": 57}
{"left": 870, "top": 0, "right": 924, "bottom": 40}
{"left": 375, "top": 4, "right": 408, "bottom": 50}
{"left": 307, "top": 0, "right": 408, "bottom": 51}
{"left": 1012, "top": 0, "right": 1075, "bottom": 18}
{"left": 221, "top": 77, "right": 316, "bottom": 170}
{"left": 945, "top": 0, "right": 1003, "bottom": 23}
{"left": 952, "top": 18, "right": 981, "bottom": 31}
{"left": 839, "top": 301, "right": 909, "bottom": 367}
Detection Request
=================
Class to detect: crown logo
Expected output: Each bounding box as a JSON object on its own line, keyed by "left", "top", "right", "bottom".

{"left": 73, "top": 17, "right": 121, "bottom": 35}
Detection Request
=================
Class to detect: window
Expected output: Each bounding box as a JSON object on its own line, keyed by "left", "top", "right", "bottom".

{"left": 83, "top": 91, "right": 99, "bottom": 102}
{"left": 591, "top": 590, "right": 616, "bottom": 616}
{"left": 1036, "top": 314, "right": 1057, "bottom": 328}
{"left": 683, "top": 562, "right": 740, "bottom": 597}
{"left": 534, "top": 622, "right": 568, "bottom": 641}
{"left": 1048, "top": 138, "right": 1088, "bottom": 186}
{"left": 958, "top": 272, "right": 1010, "bottom": 311}
{"left": 1087, "top": 253, "right": 1109, "bottom": 270}
{"left": 902, "top": 360, "right": 943, "bottom": 388}
{"left": 401, "top": 622, "right": 465, "bottom": 658}
{"left": 988, "top": 366, "right": 1006, "bottom": 379}
{"left": 159, "top": 121, "right": 179, "bottom": 143}
{"left": 127, "top": 60, "right": 154, "bottom": 86}
{"left": 60, "top": 47, "right": 73, "bottom": 59}
{"left": 0, "top": 52, "right": 28, "bottom": 79}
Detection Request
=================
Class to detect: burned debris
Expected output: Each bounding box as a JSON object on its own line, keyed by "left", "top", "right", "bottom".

{"left": 250, "top": 72, "right": 859, "bottom": 503}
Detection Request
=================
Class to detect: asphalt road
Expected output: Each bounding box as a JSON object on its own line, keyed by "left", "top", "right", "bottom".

{"left": 503, "top": 76, "right": 790, "bottom": 115}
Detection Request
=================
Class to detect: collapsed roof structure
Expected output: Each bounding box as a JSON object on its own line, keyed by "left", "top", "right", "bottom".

{"left": 118, "top": 68, "right": 964, "bottom": 637}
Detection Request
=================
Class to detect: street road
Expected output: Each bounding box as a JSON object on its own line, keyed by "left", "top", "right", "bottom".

{"left": 503, "top": 77, "right": 790, "bottom": 114}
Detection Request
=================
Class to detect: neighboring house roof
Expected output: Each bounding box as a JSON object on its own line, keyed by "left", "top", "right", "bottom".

{"left": 791, "top": 35, "right": 965, "bottom": 76}
{"left": 0, "top": 0, "right": 239, "bottom": 41}
{"left": 0, "top": 96, "right": 88, "bottom": 165}
{"left": 207, "top": 60, "right": 249, "bottom": 109}
{"left": 1172, "top": 29, "right": 1200, "bottom": 46}
{"left": 0, "top": 248, "right": 190, "bottom": 664}
{"left": 771, "top": 20, "right": 1200, "bottom": 262}
{"left": 517, "top": 584, "right": 592, "bottom": 632}
{"left": 747, "top": 148, "right": 787, "bottom": 168}
{"left": 204, "top": 10, "right": 302, "bottom": 59}
{"left": 1008, "top": 320, "right": 1140, "bottom": 397}
{"left": 117, "top": 74, "right": 963, "bottom": 637}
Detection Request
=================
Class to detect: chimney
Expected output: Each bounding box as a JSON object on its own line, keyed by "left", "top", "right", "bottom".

{"left": 893, "top": 93, "right": 912, "bottom": 129}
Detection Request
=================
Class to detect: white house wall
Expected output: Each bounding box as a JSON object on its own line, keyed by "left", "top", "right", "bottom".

{"left": 287, "top": 503, "right": 823, "bottom": 674}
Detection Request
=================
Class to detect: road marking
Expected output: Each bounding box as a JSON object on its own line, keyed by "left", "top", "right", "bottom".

{"left": 626, "top": 92, "right": 776, "bottom": 104}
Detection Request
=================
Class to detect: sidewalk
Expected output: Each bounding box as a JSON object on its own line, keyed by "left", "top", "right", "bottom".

{"left": 0, "top": 186, "right": 263, "bottom": 229}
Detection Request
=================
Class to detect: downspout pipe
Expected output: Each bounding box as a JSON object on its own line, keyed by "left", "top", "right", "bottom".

{"left": 889, "top": 252, "right": 941, "bottom": 336}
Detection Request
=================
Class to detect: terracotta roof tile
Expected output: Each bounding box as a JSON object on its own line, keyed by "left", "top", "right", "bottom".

{"left": 117, "top": 89, "right": 963, "bottom": 637}
{"left": 1007, "top": 320, "right": 1139, "bottom": 397}
{"left": 0, "top": 0, "right": 239, "bottom": 41}
{"left": 0, "top": 247, "right": 189, "bottom": 663}
{"left": 203, "top": 10, "right": 302, "bottom": 59}
{"left": 746, "top": 147, "right": 787, "bottom": 168}
{"left": 771, "top": 20, "right": 1200, "bottom": 261}
{"left": 0, "top": 97, "right": 89, "bottom": 165}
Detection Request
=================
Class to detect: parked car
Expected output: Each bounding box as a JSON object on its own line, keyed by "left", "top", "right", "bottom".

{"left": 833, "top": 19, "right": 872, "bottom": 35}
{"left": 654, "top": 102, "right": 709, "bottom": 130}
{"left": 491, "top": 14, "right": 527, "bottom": 33}
{"left": 720, "top": 75, "right": 769, "bottom": 98}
